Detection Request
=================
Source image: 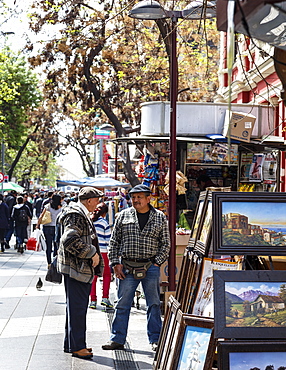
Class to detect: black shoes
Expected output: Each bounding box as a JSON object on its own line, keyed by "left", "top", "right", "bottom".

{"left": 102, "top": 341, "right": 124, "bottom": 350}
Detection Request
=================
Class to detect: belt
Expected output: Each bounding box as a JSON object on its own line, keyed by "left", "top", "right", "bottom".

{"left": 124, "top": 257, "right": 154, "bottom": 263}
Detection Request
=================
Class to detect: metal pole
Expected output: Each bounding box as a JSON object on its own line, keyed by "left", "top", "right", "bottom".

{"left": 98, "top": 139, "right": 103, "bottom": 174}
{"left": 94, "top": 141, "right": 97, "bottom": 176}
{"left": 168, "top": 19, "right": 178, "bottom": 292}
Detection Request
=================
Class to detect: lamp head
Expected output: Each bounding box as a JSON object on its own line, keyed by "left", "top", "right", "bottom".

{"left": 128, "top": 0, "right": 167, "bottom": 20}
{"left": 183, "top": 0, "right": 216, "bottom": 20}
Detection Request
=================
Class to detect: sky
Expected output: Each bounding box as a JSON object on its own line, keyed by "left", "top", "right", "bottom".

{"left": 225, "top": 281, "right": 282, "bottom": 296}
{"left": 222, "top": 201, "right": 286, "bottom": 227}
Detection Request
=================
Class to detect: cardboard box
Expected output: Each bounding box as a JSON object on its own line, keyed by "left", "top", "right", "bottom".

{"left": 160, "top": 242, "right": 188, "bottom": 285}
{"left": 222, "top": 110, "right": 256, "bottom": 142}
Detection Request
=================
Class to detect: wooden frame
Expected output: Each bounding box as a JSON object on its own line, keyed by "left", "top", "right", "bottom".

{"left": 190, "top": 190, "right": 208, "bottom": 241}
{"left": 218, "top": 340, "right": 286, "bottom": 369}
{"left": 170, "top": 312, "right": 215, "bottom": 370}
{"left": 194, "top": 191, "right": 213, "bottom": 255}
{"left": 175, "top": 248, "right": 203, "bottom": 313}
{"left": 191, "top": 257, "right": 240, "bottom": 318}
{"left": 212, "top": 191, "right": 286, "bottom": 255}
{"left": 153, "top": 296, "right": 181, "bottom": 370}
{"left": 214, "top": 270, "right": 286, "bottom": 339}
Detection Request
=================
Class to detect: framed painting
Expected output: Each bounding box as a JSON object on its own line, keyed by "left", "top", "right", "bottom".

{"left": 214, "top": 270, "right": 286, "bottom": 339}
{"left": 194, "top": 192, "right": 213, "bottom": 255}
{"left": 154, "top": 296, "right": 181, "bottom": 370}
{"left": 175, "top": 249, "right": 194, "bottom": 305}
{"left": 218, "top": 340, "right": 286, "bottom": 370}
{"left": 191, "top": 257, "right": 240, "bottom": 318}
{"left": 171, "top": 312, "right": 215, "bottom": 370}
{"left": 190, "top": 190, "right": 208, "bottom": 241}
{"left": 212, "top": 191, "right": 286, "bottom": 255}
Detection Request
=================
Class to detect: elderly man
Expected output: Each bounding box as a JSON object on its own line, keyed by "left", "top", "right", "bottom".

{"left": 102, "top": 184, "right": 170, "bottom": 352}
{"left": 57, "top": 186, "right": 102, "bottom": 360}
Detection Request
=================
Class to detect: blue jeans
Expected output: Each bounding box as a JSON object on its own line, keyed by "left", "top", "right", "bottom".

{"left": 43, "top": 225, "right": 56, "bottom": 264}
{"left": 110, "top": 264, "right": 162, "bottom": 344}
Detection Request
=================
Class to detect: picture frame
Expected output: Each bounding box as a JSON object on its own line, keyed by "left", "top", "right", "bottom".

{"left": 191, "top": 257, "right": 240, "bottom": 318}
{"left": 170, "top": 312, "right": 215, "bottom": 370}
{"left": 194, "top": 192, "right": 213, "bottom": 255}
{"left": 218, "top": 340, "right": 286, "bottom": 370}
{"left": 154, "top": 296, "right": 181, "bottom": 370}
{"left": 190, "top": 190, "right": 208, "bottom": 241}
{"left": 212, "top": 191, "right": 286, "bottom": 255}
{"left": 214, "top": 270, "right": 286, "bottom": 339}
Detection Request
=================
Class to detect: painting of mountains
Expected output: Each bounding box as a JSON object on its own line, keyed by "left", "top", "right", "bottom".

{"left": 225, "top": 282, "right": 286, "bottom": 328}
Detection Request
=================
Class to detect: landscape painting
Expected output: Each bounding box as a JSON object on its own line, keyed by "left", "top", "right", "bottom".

{"left": 214, "top": 270, "right": 286, "bottom": 339}
{"left": 229, "top": 351, "right": 286, "bottom": 370}
{"left": 218, "top": 341, "right": 286, "bottom": 370}
{"left": 222, "top": 202, "right": 286, "bottom": 247}
{"left": 212, "top": 192, "right": 286, "bottom": 255}
{"left": 225, "top": 281, "right": 286, "bottom": 328}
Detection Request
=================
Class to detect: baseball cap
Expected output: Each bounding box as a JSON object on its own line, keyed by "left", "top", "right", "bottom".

{"left": 78, "top": 186, "right": 103, "bottom": 200}
{"left": 129, "top": 184, "right": 151, "bottom": 194}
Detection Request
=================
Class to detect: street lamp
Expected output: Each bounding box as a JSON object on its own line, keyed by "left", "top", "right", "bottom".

{"left": 129, "top": 0, "right": 216, "bottom": 291}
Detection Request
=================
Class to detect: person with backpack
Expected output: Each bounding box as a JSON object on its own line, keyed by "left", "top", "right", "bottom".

{"left": 11, "top": 196, "right": 32, "bottom": 253}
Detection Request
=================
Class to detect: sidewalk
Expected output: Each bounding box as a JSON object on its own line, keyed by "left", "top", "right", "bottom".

{"left": 0, "top": 245, "right": 155, "bottom": 370}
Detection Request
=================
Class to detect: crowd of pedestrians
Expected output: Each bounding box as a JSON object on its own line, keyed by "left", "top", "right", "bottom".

{"left": 0, "top": 189, "right": 77, "bottom": 256}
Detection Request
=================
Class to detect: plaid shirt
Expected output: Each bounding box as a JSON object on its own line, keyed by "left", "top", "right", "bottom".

{"left": 108, "top": 206, "right": 170, "bottom": 266}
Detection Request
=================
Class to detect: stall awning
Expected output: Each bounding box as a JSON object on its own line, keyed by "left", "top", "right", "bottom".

{"left": 111, "top": 135, "right": 286, "bottom": 150}
{"left": 112, "top": 135, "right": 214, "bottom": 144}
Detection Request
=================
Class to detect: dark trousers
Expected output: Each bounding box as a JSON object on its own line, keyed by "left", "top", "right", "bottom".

{"left": 15, "top": 225, "right": 28, "bottom": 245}
{"left": 5, "top": 220, "right": 14, "bottom": 242}
{"left": 43, "top": 225, "right": 56, "bottom": 264}
{"left": 64, "top": 275, "right": 91, "bottom": 352}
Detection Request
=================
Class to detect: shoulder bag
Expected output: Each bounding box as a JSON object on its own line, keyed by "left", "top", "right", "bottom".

{"left": 41, "top": 206, "right": 52, "bottom": 225}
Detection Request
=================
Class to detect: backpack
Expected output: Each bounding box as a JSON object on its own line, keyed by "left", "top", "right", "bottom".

{"left": 18, "top": 208, "right": 28, "bottom": 222}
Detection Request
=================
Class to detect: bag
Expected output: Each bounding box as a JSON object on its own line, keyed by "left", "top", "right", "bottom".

{"left": 32, "top": 229, "right": 46, "bottom": 251}
{"left": 41, "top": 209, "right": 52, "bottom": 225}
{"left": 18, "top": 208, "right": 28, "bottom": 223}
{"left": 26, "top": 237, "right": 37, "bottom": 251}
{"left": 45, "top": 257, "right": 62, "bottom": 284}
{"left": 122, "top": 259, "right": 152, "bottom": 280}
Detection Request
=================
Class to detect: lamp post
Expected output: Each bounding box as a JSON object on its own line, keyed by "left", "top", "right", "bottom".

{"left": 129, "top": 0, "right": 216, "bottom": 291}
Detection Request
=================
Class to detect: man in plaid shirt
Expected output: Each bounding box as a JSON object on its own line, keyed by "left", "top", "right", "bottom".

{"left": 102, "top": 184, "right": 170, "bottom": 352}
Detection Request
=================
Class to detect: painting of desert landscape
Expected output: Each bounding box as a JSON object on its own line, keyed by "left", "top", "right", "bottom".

{"left": 222, "top": 202, "right": 286, "bottom": 246}
{"left": 225, "top": 281, "right": 286, "bottom": 328}
{"left": 229, "top": 351, "right": 286, "bottom": 370}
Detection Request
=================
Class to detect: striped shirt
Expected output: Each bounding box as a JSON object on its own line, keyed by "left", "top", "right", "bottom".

{"left": 108, "top": 205, "right": 170, "bottom": 266}
{"left": 94, "top": 216, "right": 111, "bottom": 253}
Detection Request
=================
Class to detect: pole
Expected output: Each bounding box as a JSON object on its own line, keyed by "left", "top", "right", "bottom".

{"left": 98, "top": 139, "right": 103, "bottom": 174}
{"left": 168, "top": 19, "right": 178, "bottom": 292}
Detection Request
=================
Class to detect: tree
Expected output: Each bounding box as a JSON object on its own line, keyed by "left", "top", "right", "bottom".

{"left": 25, "top": 0, "right": 220, "bottom": 183}
{"left": 279, "top": 284, "right": 286, "bottom": 304}
{"left": 0, "top": 48, "right": 41, "bottom": 148}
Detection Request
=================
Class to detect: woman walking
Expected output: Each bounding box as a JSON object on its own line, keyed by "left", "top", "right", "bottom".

{"left": 89, "top": 202, "right": 113, "bottom": 309}
{"left": 37, "top": 194, "right": 62, "bottom": 267}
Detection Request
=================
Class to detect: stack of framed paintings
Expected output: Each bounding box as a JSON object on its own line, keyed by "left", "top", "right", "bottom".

{"left": 155, "top": 190, "right": 286, "bottom": 369}
{"left": 214, "top": 265, "right": 286, "bottom": 368}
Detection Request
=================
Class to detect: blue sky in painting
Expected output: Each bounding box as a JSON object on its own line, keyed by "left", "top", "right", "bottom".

{"left": 229, "top": 351, "right": 286, "bottom": 369}
{"left": 222, "top": 202, "right": 286, "bottom": 227}
{"left": 225, "top": 282, "right": 282, "bottom": 296}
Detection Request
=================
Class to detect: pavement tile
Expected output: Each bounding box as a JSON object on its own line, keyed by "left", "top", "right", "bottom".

{"left": 0, "top": 245, "right": 155, "bottom": 369}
